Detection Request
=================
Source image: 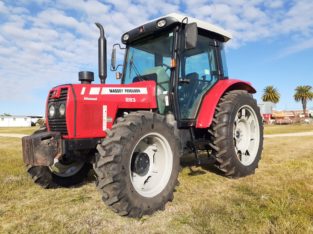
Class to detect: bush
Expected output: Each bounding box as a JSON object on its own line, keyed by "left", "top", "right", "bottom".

{"left": 36, "top": 118, "right": 45, "bottom": 127}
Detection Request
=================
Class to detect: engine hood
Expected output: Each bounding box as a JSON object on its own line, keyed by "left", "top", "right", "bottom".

{"left": 46, "top": 81, "right": 157, "bottom": 139}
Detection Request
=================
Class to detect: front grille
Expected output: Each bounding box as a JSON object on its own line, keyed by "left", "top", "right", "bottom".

{"left": 48, "top": 88, "right": 68, "bottom": 135}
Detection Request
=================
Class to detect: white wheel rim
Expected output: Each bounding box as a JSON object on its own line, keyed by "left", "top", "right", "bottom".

{"left": 129, "top": 132, "right": 173, "bottom": 198}
{"left": 49, "top": 161, "right": 84, "bottom": 177}
{"left": 233, "top": 105, "right": 260, "bottom": 166}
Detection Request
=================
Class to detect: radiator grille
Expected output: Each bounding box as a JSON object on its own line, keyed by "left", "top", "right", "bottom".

{"left": 47, "top": 88, "right": 68, "bottom": 135}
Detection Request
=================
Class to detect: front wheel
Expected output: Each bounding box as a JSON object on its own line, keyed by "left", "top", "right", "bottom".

{"left": 27, "top": 161, "right": 91, "bottom": 188}
{"left": 26, "top": 128, "right": 91, "bottom": 188}
{"left": 94, "top": 111, "right": 181, "bottom": 217}
{"left": 208, "top": 90, "right": 263, "bottom": 178}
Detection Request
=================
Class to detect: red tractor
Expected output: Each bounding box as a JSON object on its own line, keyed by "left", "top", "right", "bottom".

{"left": 22, "top": 13, "right": 263, "bottom": 217}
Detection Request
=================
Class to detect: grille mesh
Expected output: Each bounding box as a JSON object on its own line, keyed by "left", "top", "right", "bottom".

{"left": 47, "top": 88, "right": 68, "bottom": 135}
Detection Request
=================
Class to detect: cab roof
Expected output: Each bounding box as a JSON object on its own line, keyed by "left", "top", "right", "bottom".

{"left": 164, "top": 13, "right": 232, "bottom": 42}
{"left": 122, "top": 13, "right": 232, "bottom": 44}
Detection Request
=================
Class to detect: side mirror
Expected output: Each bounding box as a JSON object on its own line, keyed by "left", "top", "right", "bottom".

{"left": 185, "top": 23, "right": 198, "bottom": 50}
{"left": 111, "top": 48, "right": 116, "bottom": 70}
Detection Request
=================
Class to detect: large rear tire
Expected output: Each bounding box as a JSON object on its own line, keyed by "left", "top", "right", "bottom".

{"left": 208, "top": 90, "right": 263, "bottom": 178}
{"left": 94, "top": 111, "right": 180, "bottom": 217}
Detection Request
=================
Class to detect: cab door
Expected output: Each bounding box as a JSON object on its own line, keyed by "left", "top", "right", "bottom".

{"left": 177, "top": 35, "right": 221, "bottom": 120}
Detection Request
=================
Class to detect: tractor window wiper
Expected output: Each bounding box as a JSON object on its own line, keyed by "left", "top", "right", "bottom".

{"left": 130, "top": 55, "right": 144, "bottom": 81}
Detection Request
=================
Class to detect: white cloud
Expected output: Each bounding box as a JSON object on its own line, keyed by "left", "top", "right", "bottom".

{"left": 268, "top": 0, "right": 284, "bottom": 9}
{"left": 58, "top": 0, "right": 110, "bottom": 16}
{"left": 35, "top": 9, "right": 92, "bottom": 36}
{"left": 9, "top": 6, "right": 29, "bottom": 14}
{"left": 278, "top": 38, "right": 313, "bottom": 58}
{"left": 0, "top": 0, "right": 313, "bottom": 115}
{"left": 0, "top": 1, "right": 8, "bottom": 13}
{"left": 179, "top": 0, "right": 313, "bottom": 51}
{"left": 278, "top": 1, "right": 313, "bottom": 34}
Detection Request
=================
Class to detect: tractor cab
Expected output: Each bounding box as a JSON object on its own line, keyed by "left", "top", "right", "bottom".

{"left": 113, "top": 13, "right": 231, "bottom": 123}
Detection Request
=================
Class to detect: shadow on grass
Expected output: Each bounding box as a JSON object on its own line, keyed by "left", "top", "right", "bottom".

{"left": 70, "top": 152, "right": 224, "bottom": 189}
{"left": 61, "top": 166, "right": 96, "bottom": 189}
{"left": 180, "top": 153, "right": 224, "bottom": 177}
{"left": 78, "top": 169, "right": 97, "bottom": 187}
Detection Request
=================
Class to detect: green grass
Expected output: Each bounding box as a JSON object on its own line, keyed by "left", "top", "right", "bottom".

{"left": 1, "top": 133, "right": 313, "bottom": 233}
{"left": 0, "top": 127, "right": 39, "bottom": 135}
{"left": 264, "top": 124, "right": 313, "bottom": 135}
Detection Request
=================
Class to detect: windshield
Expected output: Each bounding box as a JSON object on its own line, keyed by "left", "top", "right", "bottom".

{"left": 123, "top": 31, "right": 174, "bottom": 84}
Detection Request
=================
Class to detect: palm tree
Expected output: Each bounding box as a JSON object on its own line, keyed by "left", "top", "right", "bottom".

{"left": 262, "top": 86, "right": 280, "bottom": 104}
{"left": 294, "top": 85, "right": 313, "bottom": 116}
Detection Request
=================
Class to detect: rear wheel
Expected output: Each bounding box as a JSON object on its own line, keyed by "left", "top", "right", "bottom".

{"left": 208, "top": 90, "right": 263, "bottom": 177}
{"left": 94, "top": 111, "right": 180, "bottom": 217}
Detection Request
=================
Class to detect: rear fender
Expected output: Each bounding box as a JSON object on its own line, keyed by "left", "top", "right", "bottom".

{"left": 196, "top": 79, "right": 256, "bottom": 128}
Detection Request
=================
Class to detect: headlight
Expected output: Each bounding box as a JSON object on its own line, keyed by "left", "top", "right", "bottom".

{"left": 49, "top": 105, "right": 55, "bottom": 118}
{"left": 157, "top": 19, "right": 166, "bottom": 28}
{"left": 59, "top": 103, "right": 66, "bottom": 116}
{"left": 122, "top": 33, "right": 129, "bottom": 41}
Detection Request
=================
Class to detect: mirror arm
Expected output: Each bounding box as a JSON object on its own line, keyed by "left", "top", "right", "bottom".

{"left": 110, "top": 64, "right": 123, "bottom": 71}
{"left": 181, "top": 17, "right": 188, "bottom": 26}
{"left": 113, "top": 43, "right": 126, "bottom": 50}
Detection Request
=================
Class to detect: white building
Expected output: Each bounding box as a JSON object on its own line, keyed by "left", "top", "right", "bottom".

{"left": 29, "top": 116, "right": 43, "bottom": 125}
{"left": 0, "top": 115, "right": 32, "bottom": 127}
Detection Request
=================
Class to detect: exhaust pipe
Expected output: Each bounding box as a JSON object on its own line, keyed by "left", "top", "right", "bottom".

{"left": 95, "top": 23, "right": 107, "bottom": 84}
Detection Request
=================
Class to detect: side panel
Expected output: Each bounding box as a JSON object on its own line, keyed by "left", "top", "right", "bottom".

{"left": 196, "top": 79, "right": 256, "bottom": 128}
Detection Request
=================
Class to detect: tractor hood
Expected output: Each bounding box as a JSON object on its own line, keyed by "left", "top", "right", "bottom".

{"left": 46, "top": 81, "right": 157, "bottom": 139}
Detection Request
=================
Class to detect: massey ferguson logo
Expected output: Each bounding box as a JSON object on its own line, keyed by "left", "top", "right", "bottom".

{"left": 85, "top": 87, "right": 148, "bottom": 95}
{"left": 108, "top": 88, "right": 141, "bottom": 94}
{"left": 108, "top": 89, "right": 123, "bottom": 93}
{"left": 103, "top": 88, "right": 147, "bottom": 94}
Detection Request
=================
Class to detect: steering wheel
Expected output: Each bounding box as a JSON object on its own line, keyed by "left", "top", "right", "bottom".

{"left": 199, "top": 78, "right": 212, "bottom": 84}
{"left": 162, "top": 63, "right": 171, "bottom": 71}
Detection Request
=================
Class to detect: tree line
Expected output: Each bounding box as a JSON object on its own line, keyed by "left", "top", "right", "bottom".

{"left": 262, "top": 85, "right": 313, "bottom": 116}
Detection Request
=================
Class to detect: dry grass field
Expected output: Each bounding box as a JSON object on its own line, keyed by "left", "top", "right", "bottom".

{"left": 264, "top": 124, "right": 313, "bottom": 135}
{"left": 0, "top": 127, "right": 39, "bottom": 135}
{"left": 0, "top": 126, "right": 313, "bottom": 233}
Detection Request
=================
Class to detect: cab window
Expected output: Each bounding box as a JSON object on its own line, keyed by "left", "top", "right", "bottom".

{"left": 178, "top": 34, "right": 219, "bottom": 119}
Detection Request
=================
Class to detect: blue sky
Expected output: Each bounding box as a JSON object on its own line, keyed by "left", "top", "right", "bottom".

{"left": 0, "top": 0, "right": 312, "bottom": 116}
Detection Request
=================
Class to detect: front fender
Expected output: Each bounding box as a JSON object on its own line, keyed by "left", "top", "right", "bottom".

{"left": 196, "top": 79, "right": 256, "bottom": 128}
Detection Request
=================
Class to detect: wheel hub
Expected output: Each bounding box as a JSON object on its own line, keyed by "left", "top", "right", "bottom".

{"left": 235, "top": 129, "right": 242, "bottom": 140}
{"left": 131, "top": 152, "right": 150, "bottom": 176}
{"left": 233, "top": 105, "right": 260, "bottom": 166}
{"left": 49, "top": 160, "right": 84, "bottom": 177}
{"left": 129, "top": 133, "right": 173, "bottom": 198}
